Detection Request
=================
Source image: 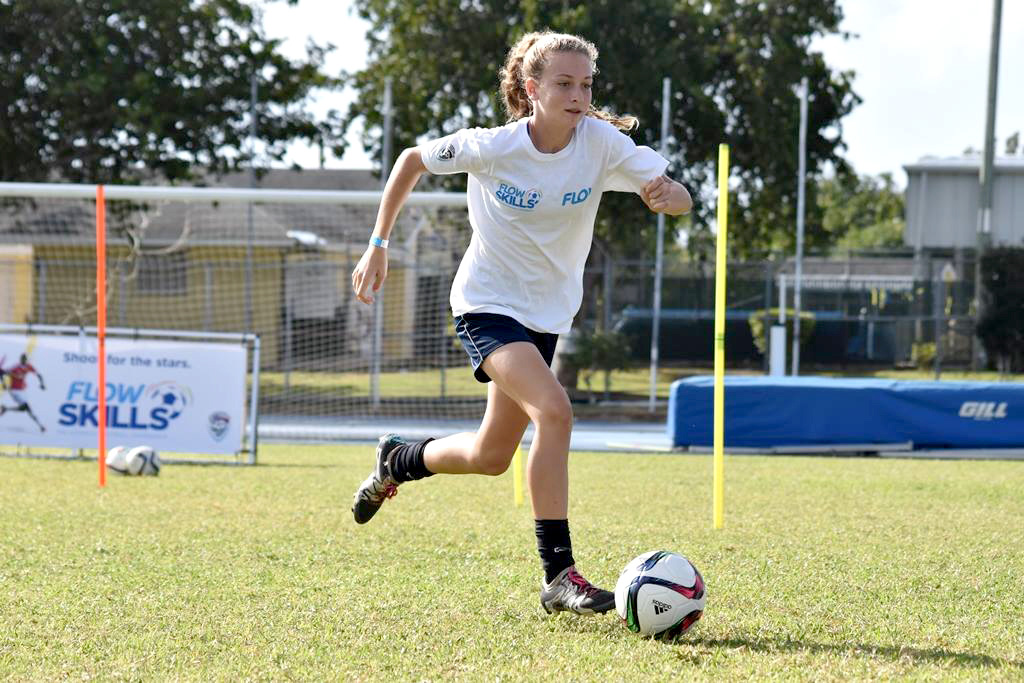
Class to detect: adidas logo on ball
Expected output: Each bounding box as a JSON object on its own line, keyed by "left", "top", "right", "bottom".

{"left": 653, "top": 599, "right": 672, "bottom": 615}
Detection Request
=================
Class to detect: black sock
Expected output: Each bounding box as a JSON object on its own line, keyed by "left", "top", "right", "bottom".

{"left": 388, "top": 438, "right": 436, "bottom": 483}
{"left": 535, "top": 519, "right": 575, "bottom": 584}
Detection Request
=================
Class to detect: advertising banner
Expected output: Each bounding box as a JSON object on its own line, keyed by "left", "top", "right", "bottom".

{"left": 669, "top": 375, "right": 1024, "bottom": 450}
{"left": 0, "top": 334, "right": 246, "bottom": 453}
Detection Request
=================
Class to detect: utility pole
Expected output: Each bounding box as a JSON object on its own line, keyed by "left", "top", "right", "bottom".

{"left": 975, "top": 0, "right": 1002, "bottom": 369}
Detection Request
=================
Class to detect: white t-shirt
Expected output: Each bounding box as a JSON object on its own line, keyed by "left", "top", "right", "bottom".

{"left": 421, "top": 116, "right": 669, "bottom": 334}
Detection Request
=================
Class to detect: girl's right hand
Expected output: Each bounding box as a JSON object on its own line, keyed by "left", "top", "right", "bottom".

{"left": 351, "top": 245, "right": 389, "bottom": 304}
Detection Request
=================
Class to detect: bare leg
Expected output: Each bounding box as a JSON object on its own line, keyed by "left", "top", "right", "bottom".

{"left": 352, "top": 362, "right": 531, "bottom": 525}
{"left": 424, "top": 380, "right": 530, "bottom": 476}
{"left": 477, "top": 342, "right": 573, "bottom": 520}
{"left": 421, "top": 342, "right": 611, "bottom": 614}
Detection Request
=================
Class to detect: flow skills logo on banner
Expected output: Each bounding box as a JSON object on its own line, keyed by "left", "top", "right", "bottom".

{"left": 58, "top": 379, "right": 192, "bottom": 431}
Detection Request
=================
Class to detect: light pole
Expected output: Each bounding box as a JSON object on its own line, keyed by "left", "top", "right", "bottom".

{"left": 791, "top": 77, "right": 808, "bottom": 376}
{"left": 975, "top": 0, "right": 1002, "bottom": 369}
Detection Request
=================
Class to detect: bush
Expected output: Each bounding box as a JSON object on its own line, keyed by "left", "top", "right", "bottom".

{"left": 747, "top": 309, "right": 816, "bottom": 357}
{"left": 566, "top": 329, "right": 632, "bottom": 401}
{"left": 911, "top": 341, "right": 935, "bottom": 369}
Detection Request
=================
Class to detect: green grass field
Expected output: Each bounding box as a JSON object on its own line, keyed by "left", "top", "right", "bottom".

{"left": 2, "top": 445, "right": 1023, "bottom": 680}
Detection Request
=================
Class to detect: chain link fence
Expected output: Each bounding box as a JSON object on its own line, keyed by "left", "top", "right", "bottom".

{"left": 579, "top": 251, "right": 978, "bottom": 371}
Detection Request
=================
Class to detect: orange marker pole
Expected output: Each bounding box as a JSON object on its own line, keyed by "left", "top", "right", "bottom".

{"left": 96, "top": 185, "right": 107, "bottom": 488}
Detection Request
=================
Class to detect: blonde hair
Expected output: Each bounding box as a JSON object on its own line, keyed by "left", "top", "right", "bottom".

{"left": 498, "top": 30, "right": 638, "bottom": 131}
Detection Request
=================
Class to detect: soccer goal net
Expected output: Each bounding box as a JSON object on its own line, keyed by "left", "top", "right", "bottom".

{"left": 0, "top": 181, "right": 478, "bottom": 445}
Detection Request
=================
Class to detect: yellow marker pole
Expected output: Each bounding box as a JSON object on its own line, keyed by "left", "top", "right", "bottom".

{"left": 713, "top": 144, "right": 729, "bottom": 529}
{"left": 513, "top": 446, "right": 524, "bottom": 506}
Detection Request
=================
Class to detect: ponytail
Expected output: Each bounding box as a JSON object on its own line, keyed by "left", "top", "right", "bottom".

{"left": 499, "top": 32, "right": 545, "bottom": 121}
{"left": 499, "top": 31, "right": 638, "bottom": 132}
{"left": 586, "top": 106, "right": 638, "bottom": 132}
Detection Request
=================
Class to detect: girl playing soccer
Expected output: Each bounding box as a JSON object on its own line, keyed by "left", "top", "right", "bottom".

{"left": 350, "top": 30, "right": 691, "bottom": 615}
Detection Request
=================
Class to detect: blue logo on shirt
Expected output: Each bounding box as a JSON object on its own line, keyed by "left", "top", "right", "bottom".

{"left": 495, "top": 183, "right": 542, "bottom": 210}
{"left": 562, "top": 187, "right": 592, "bottom": 206}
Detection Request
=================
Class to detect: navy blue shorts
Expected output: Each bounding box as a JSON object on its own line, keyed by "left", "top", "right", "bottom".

{"left": 454, "top": 312, "right": 559, "bottom": 383}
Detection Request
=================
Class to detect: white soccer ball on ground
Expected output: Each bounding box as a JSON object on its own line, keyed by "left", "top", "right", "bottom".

{"left": 124, "top": 445, "right": 161, "bottom": 476}
{"left": 615, "top": 550, "right": 706, "bottom": 640}
{"left": 106, "top": 446, "right": 130, "bottom": 475}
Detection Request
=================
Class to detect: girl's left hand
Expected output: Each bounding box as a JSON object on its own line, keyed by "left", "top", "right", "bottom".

{"left": 642, "top": 175, "right": 692, "bottom": 216}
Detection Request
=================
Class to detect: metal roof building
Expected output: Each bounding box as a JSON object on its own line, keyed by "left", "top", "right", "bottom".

{"left": 904, "top": 157, "right": 1024, "bottom": 249}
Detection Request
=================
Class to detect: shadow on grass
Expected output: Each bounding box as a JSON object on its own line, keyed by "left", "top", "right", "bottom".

{"left": 678, "top": 636, "right": 1022, "bottom": 670}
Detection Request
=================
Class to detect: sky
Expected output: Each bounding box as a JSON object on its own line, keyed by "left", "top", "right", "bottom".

{"left": 262, "top": 0, "right": 1024, "bottom": 187}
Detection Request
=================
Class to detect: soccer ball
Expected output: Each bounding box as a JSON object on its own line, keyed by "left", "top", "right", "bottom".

{"left": 124, "top": 445, "right": 161, "bottom": 476}
{"left": 105, "top": 445, "right": 130, "bottom": 475}
{"left": 615, "top": 551, "right": 706, "bottom": 639}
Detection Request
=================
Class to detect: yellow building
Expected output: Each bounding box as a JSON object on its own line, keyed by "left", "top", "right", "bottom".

{"left": 0, "top": 171, "right": 463, "bottom": 370}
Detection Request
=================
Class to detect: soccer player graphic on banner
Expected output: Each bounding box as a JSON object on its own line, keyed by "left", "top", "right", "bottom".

{"left": 0, "top": 354, "right": 47, "bottom": 432}
{"left": 351, "top": 31, "right": 691, "bottom": 615}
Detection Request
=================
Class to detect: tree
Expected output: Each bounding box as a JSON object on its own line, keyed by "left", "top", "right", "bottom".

{"left": 1006, "top": 131, "right": 1020, "bottom": 156}
{"left": 818, "top": 172, "right": 905, "bottom": 250}
{"left": 345, "top": 0, "right": 859, "bottom": 257}
{"left": 977, "top": 247, "right": 1024, "bottom": 373}
{"left": 0, "top": 0, "right": 341, "bottom": 184}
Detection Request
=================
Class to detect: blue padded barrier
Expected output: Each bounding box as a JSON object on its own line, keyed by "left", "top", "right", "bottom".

{"left": 668, "top": 376, "right": 1024, "bottom": 450}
